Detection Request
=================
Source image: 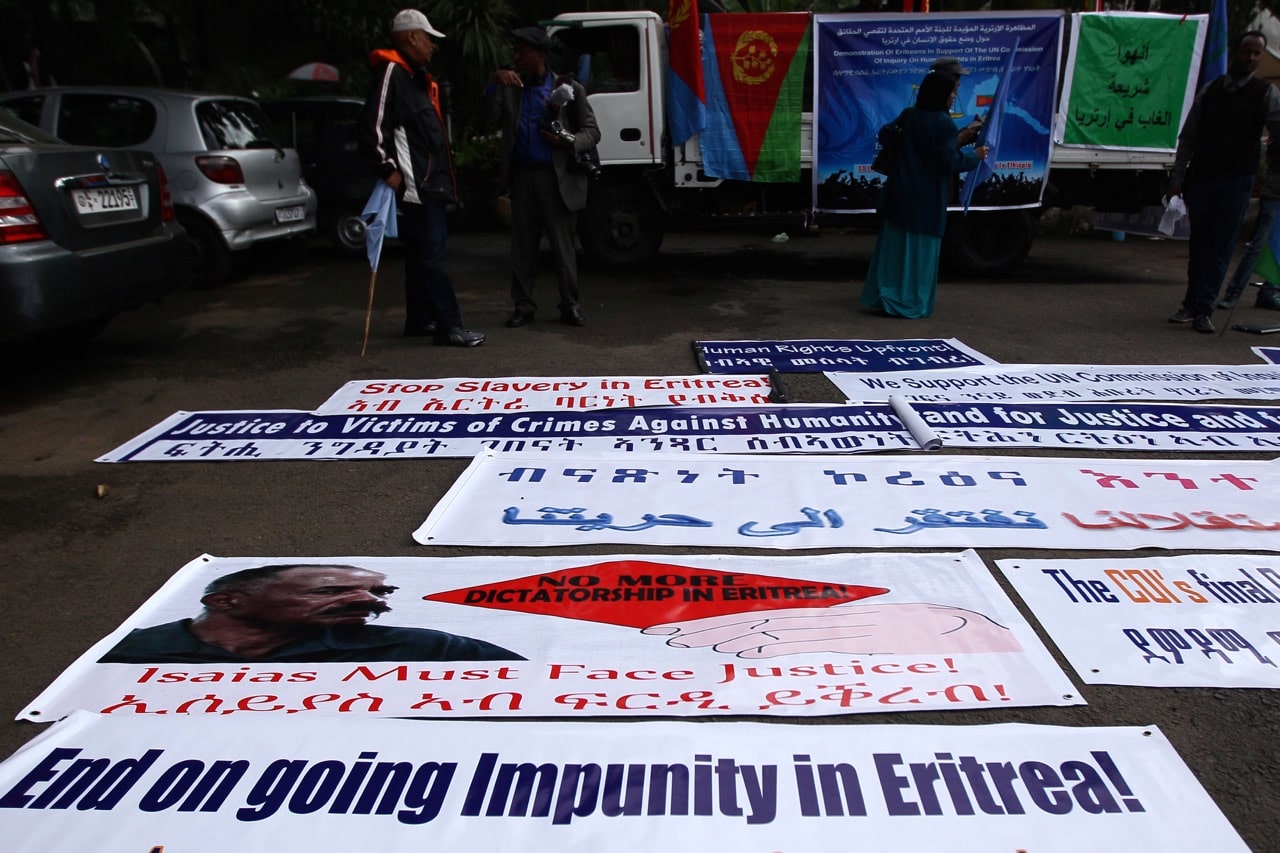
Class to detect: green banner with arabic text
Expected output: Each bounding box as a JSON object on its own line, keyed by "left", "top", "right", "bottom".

{"left": 1060, "top": 14, "right": 1203, "bottom": 150}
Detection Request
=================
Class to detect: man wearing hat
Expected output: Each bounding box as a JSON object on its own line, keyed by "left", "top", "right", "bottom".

{"left": 485, "top": 26, "right": 600, "bottom": 328}
{"left": 359, "top": 9, "right": 484, "bottom": 347}
{"left": 931, "top": 57, "right": 983, "bottom": 146}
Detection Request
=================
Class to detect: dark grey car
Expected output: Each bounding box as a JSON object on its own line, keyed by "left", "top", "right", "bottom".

{"left": 0, "top": 111, "right": 189, "bottom": 339}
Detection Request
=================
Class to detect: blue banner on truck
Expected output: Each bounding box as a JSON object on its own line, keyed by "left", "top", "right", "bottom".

{"left": 813, "top": 12, "right": 1063, "bottom": 214}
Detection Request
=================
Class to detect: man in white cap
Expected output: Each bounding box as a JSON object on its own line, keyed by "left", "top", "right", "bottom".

{"left": 359, "top": 9, "right": 484, "bottom": 347}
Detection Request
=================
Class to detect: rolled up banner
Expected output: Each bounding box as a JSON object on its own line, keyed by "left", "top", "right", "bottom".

{"left": 889, "top": 395, "right": 942, "bottom": 450}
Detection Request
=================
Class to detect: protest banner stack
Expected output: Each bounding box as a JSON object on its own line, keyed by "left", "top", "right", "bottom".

{"left": 4, "top": 332, "right": 1275, "bottom": 849}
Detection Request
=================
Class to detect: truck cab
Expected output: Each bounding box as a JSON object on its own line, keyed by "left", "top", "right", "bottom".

{"left": 550, "top": 13, "right": 670, "bottom": 265}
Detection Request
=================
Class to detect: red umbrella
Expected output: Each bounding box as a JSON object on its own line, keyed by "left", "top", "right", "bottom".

{"left": 286, "top": 62, "right": 340, "bottom": 83}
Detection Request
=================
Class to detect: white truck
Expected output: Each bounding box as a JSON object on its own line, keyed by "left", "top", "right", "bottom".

{"left": 548, "top": 10, "right": 1185, "bottom": 274}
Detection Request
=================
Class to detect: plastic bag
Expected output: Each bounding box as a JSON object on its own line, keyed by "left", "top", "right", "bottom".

{"left": 1159, "top": 195, "right": 1187, "bottom": 237}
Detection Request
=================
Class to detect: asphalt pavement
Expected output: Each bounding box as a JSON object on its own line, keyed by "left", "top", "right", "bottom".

{"left": 1, "top": 221, "right": 1278, "bottom": 849}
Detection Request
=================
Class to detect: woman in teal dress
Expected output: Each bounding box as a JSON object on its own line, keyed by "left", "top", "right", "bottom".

{"left": 860, "top": 71, "right": 988, "bottom": 318}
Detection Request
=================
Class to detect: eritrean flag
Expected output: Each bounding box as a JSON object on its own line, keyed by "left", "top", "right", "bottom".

{"left": 667, "top": 0, "right": 705, "bottom": 145}
{"left": 701, "top": 13, "right": 810, "bottom": 182}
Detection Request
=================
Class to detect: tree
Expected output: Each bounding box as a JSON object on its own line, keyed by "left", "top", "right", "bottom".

{"left": 422, "top": 0, "right": 515, "bottom": 133}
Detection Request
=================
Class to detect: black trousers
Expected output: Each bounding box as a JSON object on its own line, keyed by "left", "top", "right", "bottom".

{"left": 400, "top": 201, "right": 463, "bottom": 331}
{"left": 509, "top": 165, "right": 579, "bottom": 312}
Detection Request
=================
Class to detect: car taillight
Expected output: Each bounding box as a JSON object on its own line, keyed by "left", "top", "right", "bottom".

{"left": 195, "top": 155, "right": 245, "bottom": 185}
{"left": 0, "top": 170, "right": 47, "bottom": 244}
{"left": 156, "top": 161, "right": 175, "bottom": 221}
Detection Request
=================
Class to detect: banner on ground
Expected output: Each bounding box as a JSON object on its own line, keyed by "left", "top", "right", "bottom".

{"left": 813, "top": 12, "right": 1062, "bottom": 213}
{"left": 694, "top": 338, "right": 995, "bottom": 374}
{"left": 919, "top": 400, "right": 1280, "bottom": 452}
{"left": 1256, "top": 347, "right": 1280, "bottom": 365}
{"left": 998, "top": 554, "right": 1280, "bottom": 688}
{"left": 413, "top": 452, "right": 1280, "bottom": 551}
{"left": 98, "top": 400, "right": 1280, "bottom": 463}
{"left": 0, "top": 713, "right": 1247, "bottom": 852}
{"left": 1055, "top": 13, "right": 1205, "bottom": 151}
{"left": 96, "top": 405, "right": 930, "bottom": 462}
{"left": 830, "top": 363, "right": 1280, "bottom": 404}
{"left": 313, "top": 376, "right": 775, "bottom": 415}
{"left": 19, "top": 551, "right": 1078, "bottom": 721}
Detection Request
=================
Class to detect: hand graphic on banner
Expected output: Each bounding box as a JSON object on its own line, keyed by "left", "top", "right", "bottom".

{"left": 643, "top": 602, "right": 1021, "bottom": 657}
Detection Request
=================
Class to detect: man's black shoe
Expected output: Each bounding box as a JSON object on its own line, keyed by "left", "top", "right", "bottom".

{"left": 561, "top": 306, "right": 586, "bottom": 326}
{"left": 1257, "top": 296, "right": 1280, "bottom": 311}
{"left": 1193, "top": 315, "right": 1215, "bottom": 334}
{"left": 434, "top": 326, "right": 485, "bottom": 347}
{"left": 505, "top": 309, "right": 534, "bottom": 328}
{"left": 404, "top": 321, "right": 437, "bottom": 337}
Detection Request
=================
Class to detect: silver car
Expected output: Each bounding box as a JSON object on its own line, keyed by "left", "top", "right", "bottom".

{"left": 0, "top": 111, "right": 188, "bottom": 339}
{"left": 0, "top": 87, "right": 316, "bottom": 286}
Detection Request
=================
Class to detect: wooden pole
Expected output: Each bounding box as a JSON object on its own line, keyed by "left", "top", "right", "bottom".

{"left": 360, "top": 268, "right": 377, "bottom": 357}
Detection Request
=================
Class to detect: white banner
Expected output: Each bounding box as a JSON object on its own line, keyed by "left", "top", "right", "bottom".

{"left": 413, "top": 452, "right": 1280, "bottom": 551}
{"left": 313, "top": 376, "right": 776, "bottom": 415}
{"left": 21, "top": 551, "right": 1078, "bottom": 721}
{"left": 997, "top": 554, "right": 1280, "bottom": 687}
{"left": 0, "top": 713, "right": 1247, "bottom": 852}
{"left": 829, "top": 363, "right": 1280, "bottom": 404}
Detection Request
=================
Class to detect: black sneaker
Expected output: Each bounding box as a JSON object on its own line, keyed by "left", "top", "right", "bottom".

{"left": 1193, "top": 315, "right": 1214, "bottom": 334}
{"left": 1257, "top": 296, "right": 1280, "bottom": 311}
{"left": 1168, "top": 308, "right": 1193, "bottom": 323}
{"left": 434, "top": 326, "right": 485, "bottom": 347}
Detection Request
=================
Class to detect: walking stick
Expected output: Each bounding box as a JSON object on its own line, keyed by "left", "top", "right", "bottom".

{"left": 361, "top": 268, "right": 377, "bottom": 357}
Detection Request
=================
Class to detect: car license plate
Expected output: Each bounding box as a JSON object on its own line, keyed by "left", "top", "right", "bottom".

{"left": 275, "top": 205, "right": 305, "bottom": 224}
{"left": 72, "top": 185, "right": 139, "bottom": 214}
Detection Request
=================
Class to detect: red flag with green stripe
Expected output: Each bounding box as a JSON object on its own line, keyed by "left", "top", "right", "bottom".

{"left": 702, "top": 13, "right": 810, "bottom": 182}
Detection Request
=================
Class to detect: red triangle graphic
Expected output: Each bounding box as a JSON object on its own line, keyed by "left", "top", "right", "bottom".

{"left": 709, "top": 13, "right": 809, "bottom": 175}
{"left": 425, "top": 559, "right": 888, "bottom": 628}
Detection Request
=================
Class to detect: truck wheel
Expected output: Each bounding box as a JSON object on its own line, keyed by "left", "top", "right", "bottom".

{"left": 177, "top": 210, "right": 232, "bottom": 288}
{"left": 941, "top": 209, "right": 1034, "bottom": 276}
{"left": 330, "top": 207, "right": 367, "bottom": 255}
{"left": 580, "top": 184, "right": 664, "bottom": 266}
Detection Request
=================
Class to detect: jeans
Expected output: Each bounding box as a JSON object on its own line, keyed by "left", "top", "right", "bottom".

{"left": 1222, "top": 197, "right": 1280, "bottom": 302}
{"left": 400, "top": 201, "right": 463, "bottom": 331}
{"left": 1182, "top": 175, "right": 1253, "bottom": 318}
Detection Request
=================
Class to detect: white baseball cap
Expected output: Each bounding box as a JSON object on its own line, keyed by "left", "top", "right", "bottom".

{"left": 391, "top": 9, "right": 445, "bottom": 38}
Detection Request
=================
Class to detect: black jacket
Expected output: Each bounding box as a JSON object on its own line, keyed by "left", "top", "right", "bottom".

{"left": 360, "top": 48, "right": 457, "bottom": 205}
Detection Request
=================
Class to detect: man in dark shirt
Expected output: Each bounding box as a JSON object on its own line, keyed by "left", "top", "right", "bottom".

{"left": 1167, "top": 30, "right": 1280, "bottom": 333}
{"left": 485, "top": 27, "right": 600, "bottom": 329}
{"left": 100, "top": 563, "right": 522, "bottom": 663}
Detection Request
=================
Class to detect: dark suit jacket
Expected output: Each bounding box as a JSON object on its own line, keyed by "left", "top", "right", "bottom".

{"left": 485, "top": 74, "right": 601, "bottom": 212}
